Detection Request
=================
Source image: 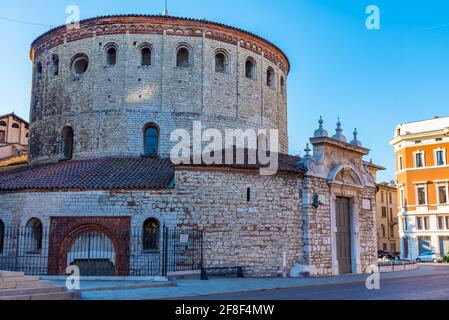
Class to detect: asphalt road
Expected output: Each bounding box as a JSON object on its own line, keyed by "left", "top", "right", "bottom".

{"left": 177, "top": 273, "right": 449, "bottom": 300}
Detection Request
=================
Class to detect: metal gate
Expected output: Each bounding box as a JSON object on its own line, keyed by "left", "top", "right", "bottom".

{"left": 336, "top": 197, "right": 352, "bottom": 274}
{"left": 68, "top": 231, "right": 116, "bottom": 276}
{"left": 0, "top": 225, "right": 203, "bottom": 277}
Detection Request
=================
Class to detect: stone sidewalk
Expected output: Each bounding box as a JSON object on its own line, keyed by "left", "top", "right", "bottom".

{"left": 58, "top": 264, "right": 449, "bottom": 300}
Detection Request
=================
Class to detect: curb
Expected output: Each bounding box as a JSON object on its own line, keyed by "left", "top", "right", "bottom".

{"left": 158, "top": 267, "right": 449, "bottom": 300}
{"left": 80, "top": 282, "right": 177, "bottom": 293}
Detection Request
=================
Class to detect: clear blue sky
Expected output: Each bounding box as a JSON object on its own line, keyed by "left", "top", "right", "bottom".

{"left": 1, "top": 0, "right": 449, "bottom": 182}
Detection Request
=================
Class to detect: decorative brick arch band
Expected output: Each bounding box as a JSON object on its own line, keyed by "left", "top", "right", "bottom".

{"left": 48, "top": 217, "right": 131, "bottom": 276}
{"left": 30, "top": 15, "right": 290, "bottom": 74}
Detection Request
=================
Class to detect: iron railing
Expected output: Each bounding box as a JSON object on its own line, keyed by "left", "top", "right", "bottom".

{"left": 0, "top": 225, "right": 203, "bottom": 277}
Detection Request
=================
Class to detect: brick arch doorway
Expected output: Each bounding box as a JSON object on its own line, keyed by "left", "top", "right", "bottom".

{"left": 48, "top": 217, "right": 130, "bottom": 276}
{"left": 67, "top": 229, "right": 116, "bottom": 276}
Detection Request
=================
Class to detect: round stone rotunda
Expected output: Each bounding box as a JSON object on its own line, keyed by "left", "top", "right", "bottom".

{"left": 29, "top": 15, "right": 289, "bottom": 164}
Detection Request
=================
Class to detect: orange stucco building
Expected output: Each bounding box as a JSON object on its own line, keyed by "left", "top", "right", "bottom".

{"left": 391, "top": 116, "right": 449, "bottom": 260}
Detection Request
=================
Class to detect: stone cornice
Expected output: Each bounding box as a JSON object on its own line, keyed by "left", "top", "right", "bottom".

{"left": 30, "top": 15, "right": 290, "bottom": 74}
{"left": 390, "top": 128, "right": 449, "bottom": 146}
{"left": 310, "top": 136, "right": 370, "bottom": 156}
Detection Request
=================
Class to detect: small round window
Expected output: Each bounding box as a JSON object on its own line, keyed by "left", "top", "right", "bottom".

{"left": 71, "top": 54, "right": 89, "bottom": 76}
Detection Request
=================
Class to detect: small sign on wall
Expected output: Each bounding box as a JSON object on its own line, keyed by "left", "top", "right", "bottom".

{"left": 180, "top": 234, "right": 189, "bottom": 244}
{"left": 362, "top": 198, "right": 372, "bottom": 210}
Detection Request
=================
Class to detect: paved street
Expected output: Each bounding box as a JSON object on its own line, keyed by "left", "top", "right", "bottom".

{"left": 76, "top": 264, "right": 449, "bottom": 300}
{"left": 178, "top": 272, "right": 449, "bottom": 300}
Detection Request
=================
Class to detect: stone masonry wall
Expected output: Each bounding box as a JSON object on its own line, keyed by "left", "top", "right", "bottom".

{"left": 301, "top": 176, "right": 333, "bottom": 276}
{"left": 358, "top": 186, "right": 378, "bottom": 272}
{"left": 176, "top": 169, "right": 303, "bottom": 277}
{"left": 0, "top": 168, "right": 303, "bottom": 277}
{"left": 29, "top": 17, "right": 289, "bottom": 164}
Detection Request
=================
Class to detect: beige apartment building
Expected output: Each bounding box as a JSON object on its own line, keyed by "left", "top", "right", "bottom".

{"left": 0, "top": 113, "right": 29, "bottom": 167}
{"left": 366, "top": 161, "right": 401, "bottom": 253}
{"left": 377, "top": 182, "right": 400, "bottom": 253}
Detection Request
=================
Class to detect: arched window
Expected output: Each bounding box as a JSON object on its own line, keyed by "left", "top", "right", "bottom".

{"left": 143, "top": 218, "right": 160, "bottom": 251}
{"left": 105, "top": 45, "right": 117, "bottom": 66}
{"left": 71, "top": 54, "right": 89, "bottom": 76}
{"left": 215, "top": 50, "right": 229, "bottom": 74}
{"left": 141, "top": 47, "right": 152, "bottom": 66}
{"left": 0, "top": 121, "right": 6, "bottom": 126}
{"left": 36, "top": 62, "right": 42, "bottom": 80}
{"left": 62, "top": 126, "right": 74, "bottom": 160}
{"left": 176, "top": 47, "right": 190, "bottom": 68}
{"left": 267, "top": 67, "right": 275, "bottom": 88}
{"left": 26, "top": 218, "right": 43, "bottom": 254}
{"left": 0, "top": 219, "right": 4, "bottom": 254}
{"left": 245, "top": 58, "right": 256, "bottom": 80}
{"left": 280, "top": 76, "right": 285, "bottom": 96}
{"left": 143, "top": 124, "right": 159, "bottom": 157}
{"left": 11, "top": 123, "right": 19, "bottom": 129}
{"left": 52, "top": 54, "right": 59, "bottom": 76}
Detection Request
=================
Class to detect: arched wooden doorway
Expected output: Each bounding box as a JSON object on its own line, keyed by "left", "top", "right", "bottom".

{"left": 48, "top": 217, "right": 130, "bottom": 276}
{"left": 68, "top": 230, "right": 116, "bottom": 276}
{"left": 328, "top": 164, "right": 366, "bottom": 275}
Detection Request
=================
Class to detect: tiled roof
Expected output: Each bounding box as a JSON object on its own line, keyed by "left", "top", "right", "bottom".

{"left": 176, "top": 148, "right": 304, "bottom": 174}
{"left": 0, "top": 152, "right": 303, "bottom": 192}
{"left": 0, "top": 112, "right": 29, "bottom": 126}
{"left": 0, "top": 157, "right": 175, "bottom": 191}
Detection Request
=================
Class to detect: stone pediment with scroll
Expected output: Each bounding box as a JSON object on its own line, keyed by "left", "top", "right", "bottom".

{"left": 299, "top": 152, "right": 375, "bottom": 188}
{"left": 297, "top": 134, "right": 375, "bottom": 188}
{"left": 335, "top": 167, "right": 361, "bottom": 185}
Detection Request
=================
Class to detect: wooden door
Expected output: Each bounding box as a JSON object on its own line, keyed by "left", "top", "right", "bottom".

{"left": 336, "top": 197, "right": 352, "bottom": 274}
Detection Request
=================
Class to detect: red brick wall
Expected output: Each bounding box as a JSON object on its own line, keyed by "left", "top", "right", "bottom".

{"left": 48, "top": 217, "right": 131, "bottom": 276}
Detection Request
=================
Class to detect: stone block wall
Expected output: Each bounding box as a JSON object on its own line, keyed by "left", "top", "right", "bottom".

{"left": 29, "top": 16, "right": 289, "bottom": 164}
{"left": 358, "top": 186, "right": 378, "bottom": 272}
{"left": 301, "top": 176, "right": 333, "bottom": 276}
{"left": 0, "top": 168, "right": 303, "bottom": 277}
{"left": 175, "top": 169, "right": 303, "bottom": 277}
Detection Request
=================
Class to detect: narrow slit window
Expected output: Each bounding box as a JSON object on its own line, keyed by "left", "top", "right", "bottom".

{"left": 141, "top": 47, "right": 152, "bottom": 66}
{"left": 177, "top": 47, "right": 190, "bottom": 68}
{"left": 245, "top": 58, "right": 256, "bottom": 79}
{"left": 106, "top": 46, "right": 117, "bottom": 66}
{"left": 144, "top": 124, "right": 159, "bottom": 157}
{"left": 267, "top": 67, "right": 275, "bottom": 88}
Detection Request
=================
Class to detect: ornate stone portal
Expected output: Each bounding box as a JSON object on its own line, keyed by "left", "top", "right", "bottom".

{"left": 299, "top": 119, "right": 377, "bottom": 276}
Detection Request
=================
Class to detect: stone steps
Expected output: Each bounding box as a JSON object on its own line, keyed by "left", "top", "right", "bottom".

{"left": 0, "top": 286, "right": 70, "bottom": 296}
{"left": 0, "top": 275, "right": 40, "bottom": 283}
{"left": 0, "top": 271, "right": 25, "bottom": 278}
{"left": 0, "top": 290, "right": 80, "bottom": 300}
{"left": 0, "top": 271, "right": 80, "bottom": 300}
{"left": 0, "top": 280, "right": 55, "bottom": 289}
